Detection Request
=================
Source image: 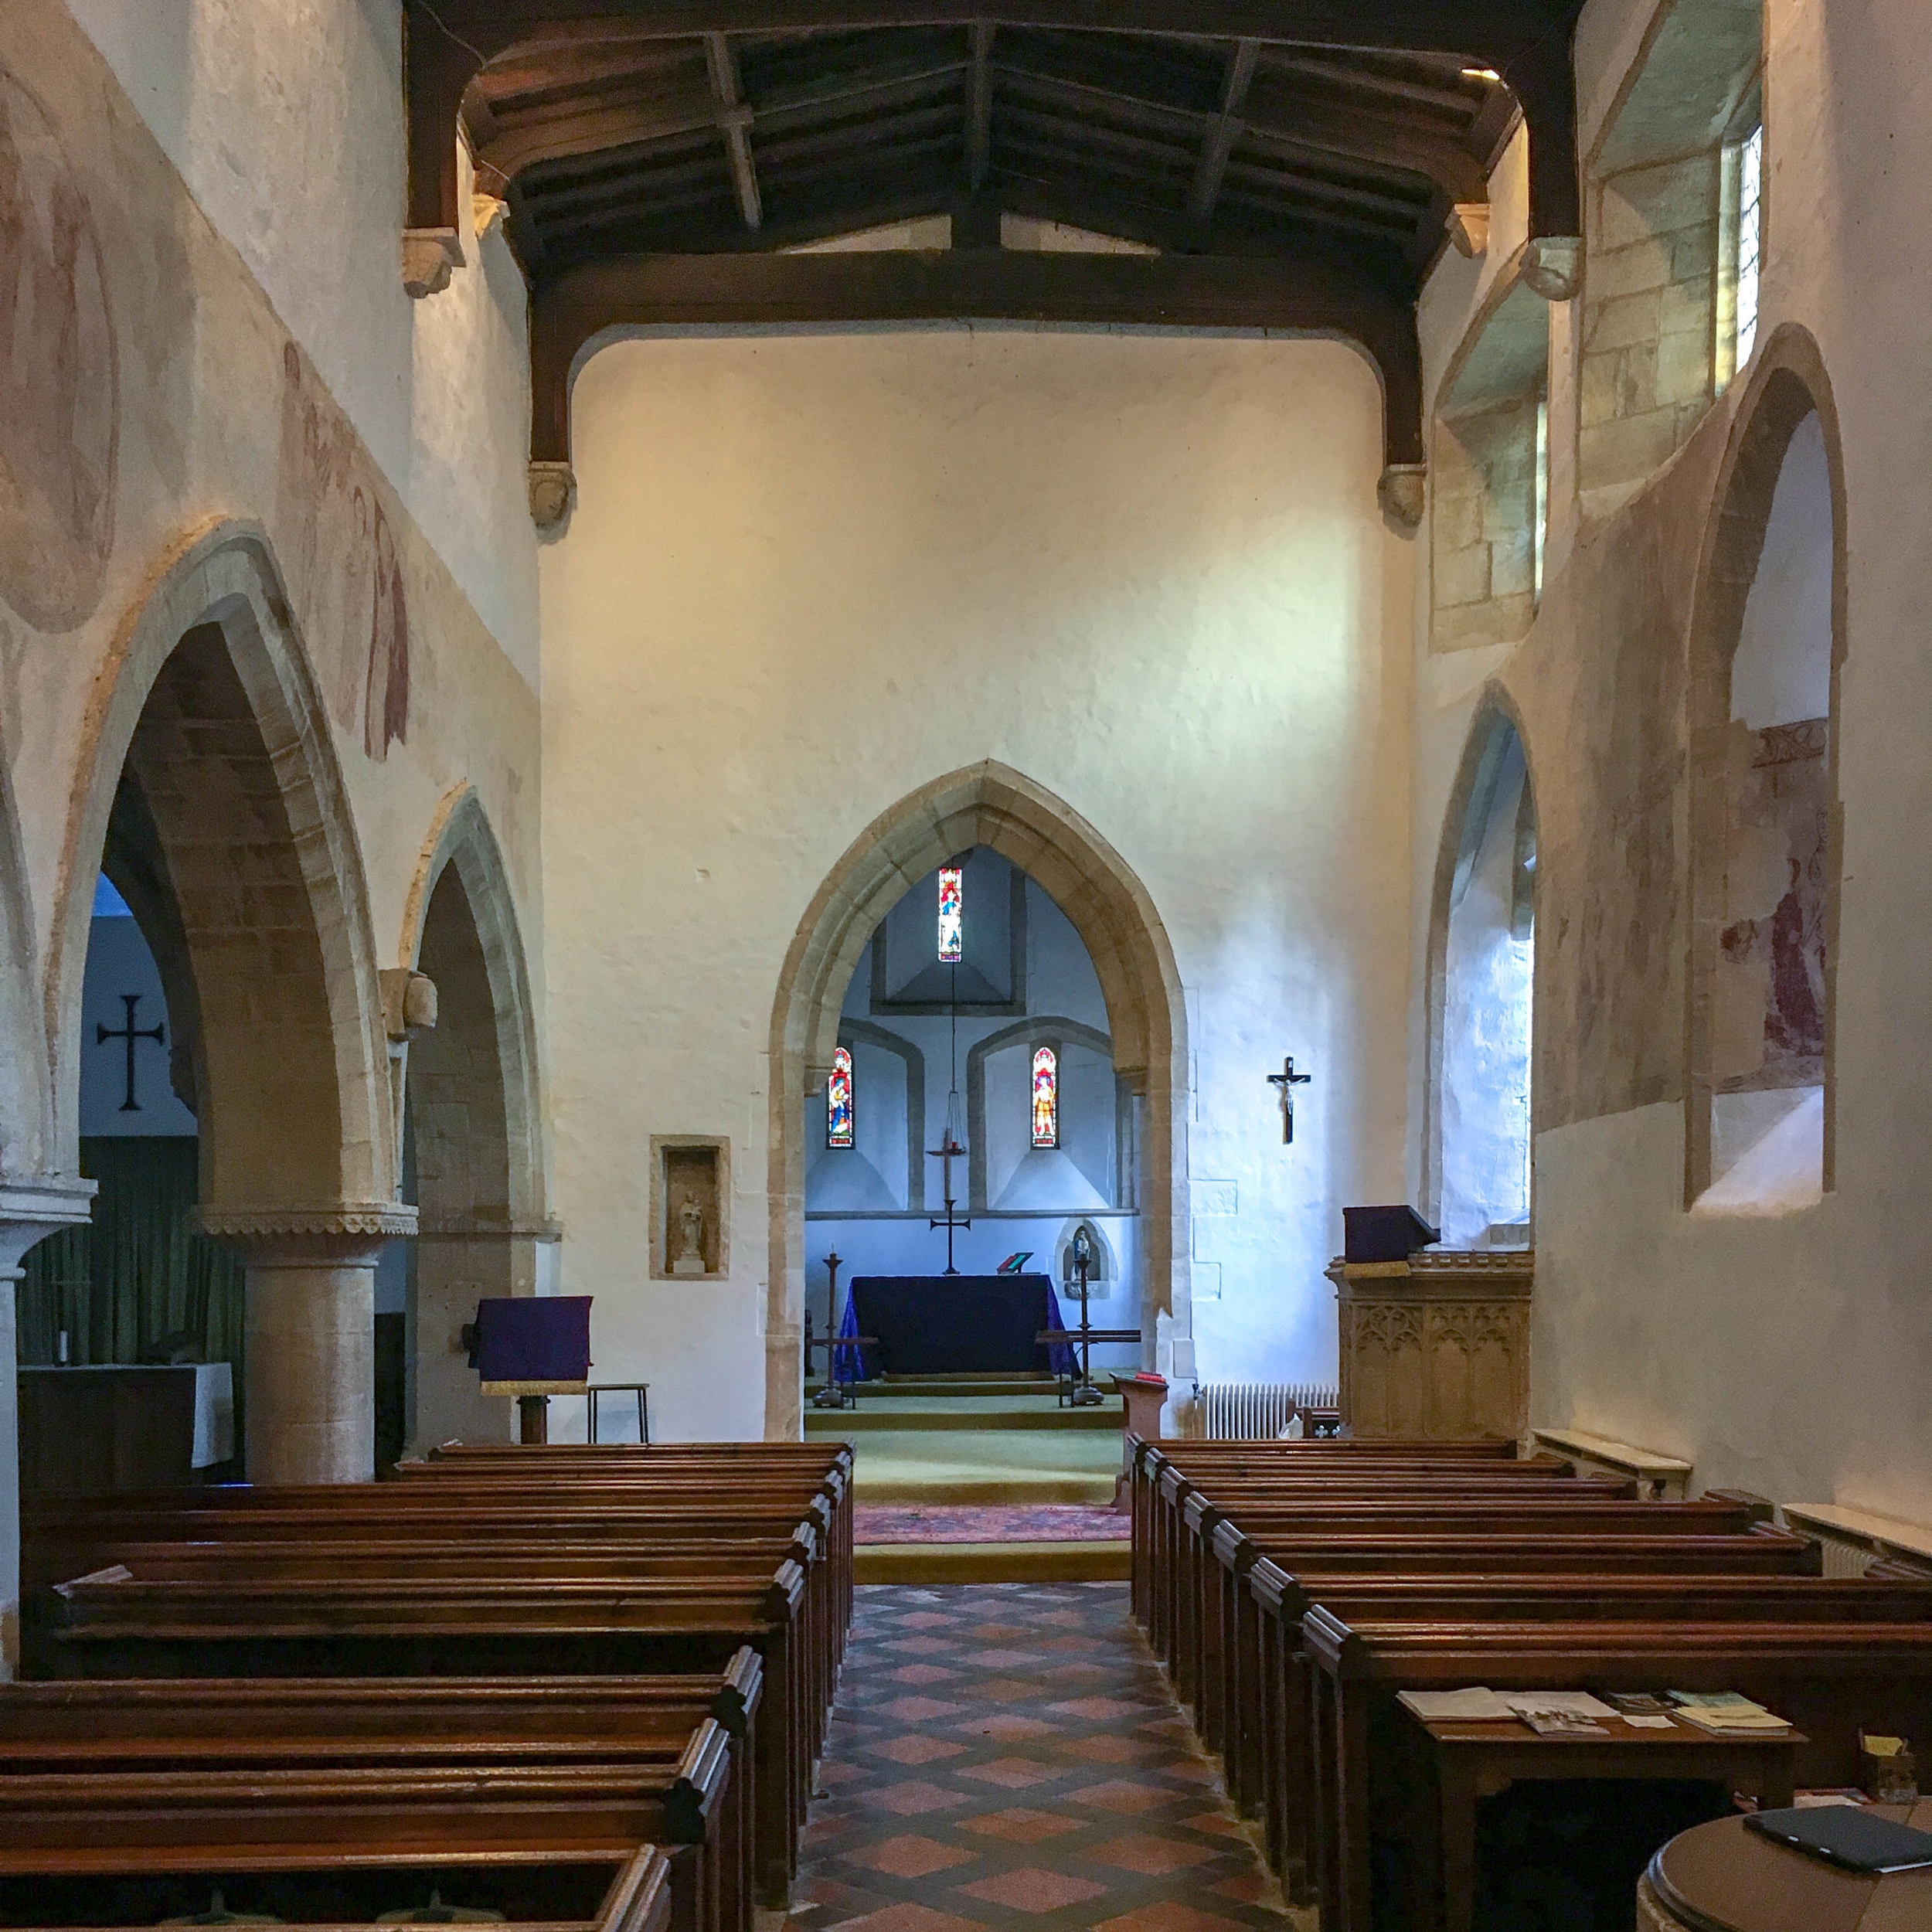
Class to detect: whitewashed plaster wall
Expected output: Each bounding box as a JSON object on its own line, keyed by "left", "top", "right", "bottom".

{"left": 1409, "top": 0, "right": 1932, "bottom": 1520}
{"left": 60, "top": 0, "right": 539, "bottom": 679}
{"left": 541, "top": 327, "right": 1415, "bottom": 1439}
{"left": 0, "top": 2, "right": 542, "bottom": 1181}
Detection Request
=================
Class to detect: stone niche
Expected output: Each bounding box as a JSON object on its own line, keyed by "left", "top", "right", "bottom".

{"left": 650, "top": 1136, "right": 730, "bottom": 1282}
{"left": 1328, "top": 1249, "right": 1532, "bottom": 1442}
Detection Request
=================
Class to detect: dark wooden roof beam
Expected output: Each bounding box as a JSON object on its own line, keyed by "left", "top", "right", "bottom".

{"left": 524, "top": 149, "right": 733, "bottom": 222}
{"left": 1238, "top": 79, "right": 1488, "bottom": 202}
{"left": 1259, "top": 50, "right": 1483, "bottom": 119}
{"left": 966, "top": 21, "right": 994, "bottom": 191}
{"left": 1219, "top": 154, "right": 1425, "bottom": 225}
{"left": 995, "top": 101, "right": 1197, "bottom": 179}
{"left": 704, "top": 32, "right": 764, "bottom": 226}
{"left": 754, "top": 100, "right": 964, "bottom": 172}
{"left": 1187, "top": 37, "right": 1258, "bottom": 224}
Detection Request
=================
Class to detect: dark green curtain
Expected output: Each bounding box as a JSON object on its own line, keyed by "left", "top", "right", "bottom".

{"left": 17, "top": 1138, "right": 246, "bottom": 1446}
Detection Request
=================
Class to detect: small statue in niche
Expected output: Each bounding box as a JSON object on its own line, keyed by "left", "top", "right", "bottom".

{"left": 671, "top": 1197, "right": 708, "bottom": 1276}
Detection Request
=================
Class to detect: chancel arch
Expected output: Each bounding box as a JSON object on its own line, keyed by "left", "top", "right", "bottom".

{"left": 396, "top": 785, "right": 547, "bottom": 1454}
{"left": 770, "top": 761, "right": 1186, "bottom": 1438}
{"left": 1685, "top": 328, "right": 1845, "bottom": 1210}
{"left": 44, "top": 520, "right": 405, "bottom": 1484}
{"left": 1425, "top": 699, "right": 1539, "bottom": 1246}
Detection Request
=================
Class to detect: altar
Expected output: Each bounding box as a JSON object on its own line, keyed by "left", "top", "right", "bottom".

{"left": 842, "top": 1274, "right": 1071, "bottom": 1377}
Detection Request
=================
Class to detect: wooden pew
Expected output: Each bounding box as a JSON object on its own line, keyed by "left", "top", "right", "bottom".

{"left": 27, "top": 1486, "right": 850, "bottom": 1783}
{"left": 1302, "top": 1611, "right": 1932, "bottom": 1932}
{"left": 0, "top": 1804, "right": 675, "bottom": 1930}
{"left": 1212, "top": 1524, "right": 1817, "bottom": 1821}
{"left": 1156, "top": 1479, "right": 1770, "bottom": 1713}
{"left": 0, "top": 1655, "right": 761, "bottom": 1932}
{"left": 1249, "top": 1569, "right": 1932, "bottom": 1908}
{"left": 32, "top": 1563, "right": 810, "bottom": 1906}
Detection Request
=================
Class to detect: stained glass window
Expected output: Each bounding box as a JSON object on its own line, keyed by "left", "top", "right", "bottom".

{"left": 1032, "top": 1046, "right": 1059, "bottom": 1149}
{"left": 937, "top": 866, "right": 963, "bottom": 963}
{"left": 826, "top": 1046, "right": 854, "bottom": 1149}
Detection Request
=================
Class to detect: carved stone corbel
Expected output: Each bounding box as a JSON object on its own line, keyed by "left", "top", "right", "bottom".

{"left": 528, "top": 461, "right": 577, "bottom": 529}
{"left": 403, "top": 226, "right": 465, "bottom": 299}
{"left": 379, "top": 968, "right": 439, "bottom": 1043}
{"left": 1521, "top": 235, "right": 1582, "bottom": 301}
{"left": 1378, "top": 464, "right": 1427, "bottom": 530}
{"left": 1447, "top": 202, "right": 1492, "bottom": 258}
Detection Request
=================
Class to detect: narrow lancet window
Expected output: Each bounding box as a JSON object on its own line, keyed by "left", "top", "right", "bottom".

{"left": 1736, "top": 124, "right": 1764, "bottom": 367}
{"left": 937, "top": 866, "right": 963, "bottom": 962}
{"left": 1032, "top": 1046, "right": 1059, "bottom": 1148}
{"left": 826, "top": 1046, "right": 854, "bottom": 1149}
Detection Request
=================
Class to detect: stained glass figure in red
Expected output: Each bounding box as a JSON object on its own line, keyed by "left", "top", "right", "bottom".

{"left": 1032, "top": 1046, "right": 1059, "bottom": 1148}
{"left": 826, "top": 1046, "right": 854, "bottom": 1149}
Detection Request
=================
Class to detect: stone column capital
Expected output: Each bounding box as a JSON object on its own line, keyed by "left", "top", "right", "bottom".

{"left": 199, "top": 1202, "right": 417, "bottom": 1267}
{"left": 0, "top": 1174, "right": 97, "bottom": 1277}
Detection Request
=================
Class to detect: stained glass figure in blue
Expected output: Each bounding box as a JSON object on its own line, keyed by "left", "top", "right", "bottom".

{"left": 826, "top": 1046, "right": 854, "bottom": 1149}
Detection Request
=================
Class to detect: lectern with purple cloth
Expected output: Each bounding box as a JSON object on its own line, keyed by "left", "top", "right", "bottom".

{"left": 466, "top": 1296, "right": 592, "bottom": 1444}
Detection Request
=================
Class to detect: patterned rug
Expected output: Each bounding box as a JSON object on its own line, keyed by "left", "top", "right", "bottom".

{"left": 791, "top": 1582, "right": 1302, "bottom": 1932}
{"left": 855, "top": 1505, "right": 1128, "bottom": 1546}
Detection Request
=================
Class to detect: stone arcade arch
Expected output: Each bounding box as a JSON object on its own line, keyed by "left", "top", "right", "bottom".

{"left": 767, "top": 762, "right": 1187, "bottom": 1439}
{"left": 1424, "top": 698, "right": 1540, "bottom": 1242}
{"left": 46, "top": 520, "right": 406, "bottom": 1484}
{"left": 1685, "top": 327, "right": 1846, "bottom": 1206}
{"left": 399, "top": 784, "right": 547, "bottom": 1450}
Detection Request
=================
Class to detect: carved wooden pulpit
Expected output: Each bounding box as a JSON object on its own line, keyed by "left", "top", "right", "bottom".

{"left": 1327, "top": 1249, "right": 1533, "bottom": 1442}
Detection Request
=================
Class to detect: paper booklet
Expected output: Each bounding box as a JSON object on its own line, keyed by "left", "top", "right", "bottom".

{"left": 1397, "top": 1688, "right": 1516, "bottom": 1723}
{"left": 1502, "top": 1692, "right": 1619, "bottom": 1721}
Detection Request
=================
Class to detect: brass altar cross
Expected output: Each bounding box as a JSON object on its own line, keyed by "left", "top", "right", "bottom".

{"left": 1267, "top": 1056, "right": 1311, "bottom": 1145}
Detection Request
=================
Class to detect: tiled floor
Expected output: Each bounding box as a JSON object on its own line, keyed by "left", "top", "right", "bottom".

{"left": 790, "top": 1583, "right": 1308, "bottom": 1932}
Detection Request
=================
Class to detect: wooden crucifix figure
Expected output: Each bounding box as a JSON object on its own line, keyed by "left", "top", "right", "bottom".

{"left": 1267, "top": 1056, "right": 1311, "bottom": 1145}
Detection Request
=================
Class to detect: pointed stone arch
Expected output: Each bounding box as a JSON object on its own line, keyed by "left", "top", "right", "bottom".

{"left": 400, "top": 784, "right": 549, "bottom": 1447}
{"left": 44, "top": 518, "right": 405, "bottom": 1481}
{"left": 767, "top": 760, "right": 1187, "bottom": 1437}
{"left": 1423, "top": 691, "right": 1541, "bottom": 1236}
{"left": 1684, "top": 323, "right": 1846, "bottom": 1204}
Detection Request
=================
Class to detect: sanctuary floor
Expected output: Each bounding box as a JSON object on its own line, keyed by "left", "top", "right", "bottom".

{"left": 786, "top": 1583, "right": 1308, "bottom": 1932}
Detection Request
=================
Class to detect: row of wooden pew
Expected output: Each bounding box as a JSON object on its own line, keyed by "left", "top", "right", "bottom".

{"left": 1130, "top": 1434, "right": 1932, "bottom": 1932}
{"left": 0, "top": 1440, "right": 854, "bottom": 1930}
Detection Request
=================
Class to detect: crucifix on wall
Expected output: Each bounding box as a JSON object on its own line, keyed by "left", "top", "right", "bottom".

{"left": 97, "top": 992, "right": 165, "bottom": 1112}
{"left": 1267, "top": 1056, "right": 1311, "bottom": 1145}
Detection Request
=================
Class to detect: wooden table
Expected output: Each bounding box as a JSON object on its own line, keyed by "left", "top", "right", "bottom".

{"left": 1644, "top": 1802, "right": 1932, "bottom": 1932}
{"left": 1406, "top": 1708, "right": 1804, "bottom": 1932}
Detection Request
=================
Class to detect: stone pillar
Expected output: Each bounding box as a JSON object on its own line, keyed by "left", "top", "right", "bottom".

{"left": 204, "top": 1210, "right": 415, "bottom": 1486}
{"left": 1328, "top": 1249, "right": 1534, "bottom": 1443}
{"left": 0, "top": 1176, "right": 97, "bottom": 1677}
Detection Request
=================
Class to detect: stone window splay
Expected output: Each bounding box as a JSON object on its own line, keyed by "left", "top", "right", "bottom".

{"left": 1579, "top": 0, "right": 1764, "bottom": 519}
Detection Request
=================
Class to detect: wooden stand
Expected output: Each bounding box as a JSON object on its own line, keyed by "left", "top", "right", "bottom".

{"left": 1327, "top": 1249, "right": 1532, "bottom": 1440}
{"left": 480, "top": 1379, "right": 587, "bottom": 1446}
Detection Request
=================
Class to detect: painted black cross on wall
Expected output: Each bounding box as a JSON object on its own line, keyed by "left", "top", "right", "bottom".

{"left": 97, "top": 993, "right": 165, "bottom": 1112}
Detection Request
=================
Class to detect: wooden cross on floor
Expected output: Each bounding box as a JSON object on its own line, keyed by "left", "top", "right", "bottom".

{"left": 1267, "top": 1056, "right": 1311, "bottom": 1145}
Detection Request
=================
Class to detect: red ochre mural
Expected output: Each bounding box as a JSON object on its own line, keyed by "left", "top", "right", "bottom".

{"left": 0, "top": 64, "right": 117, "bottom": 634}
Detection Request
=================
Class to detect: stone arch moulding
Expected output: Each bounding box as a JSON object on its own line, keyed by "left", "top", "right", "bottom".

{"left": 1421, "top": 688, "right": 1542, "bottom": 1228}
{"left": 1682, "top": 323, "right": 1845, "bottom": 1206}
{"left": 767, "top": 760, "right": 1189, "bottom": 1439}
{"left": 400, "top": 781, "right": 546, "bottom": 1232}
{"left": 0, "top": 743, "right": 53, "bottom": 1183}
{"left": 43, "top": 517, "right": 400, "bottom": 1225}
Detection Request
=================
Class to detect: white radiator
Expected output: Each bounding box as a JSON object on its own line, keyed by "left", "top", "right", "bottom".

{"left": 1195, "top": 1383, "right": 1339, "bottom": 1440}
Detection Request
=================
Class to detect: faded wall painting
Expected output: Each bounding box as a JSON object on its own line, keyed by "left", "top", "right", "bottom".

{"left": 1715, "top": 718, "right": 1828, "bottom": 1090}
{"left": 276, "top": 342, "right": 410, "bottom": 761}
{"left": 0, "top": 63, "right": 117, "bottom": 633}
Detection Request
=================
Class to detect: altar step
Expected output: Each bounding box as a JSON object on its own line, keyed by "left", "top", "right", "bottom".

{"left": 832, "top": 1425, "right": 1124, "bottom": 1506}
{"left": 804, "top": 1393, "right": 1121, "bottom": 1434}
{"left": 855, "top": 1540, "right": 1131, "bottom": 1583}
